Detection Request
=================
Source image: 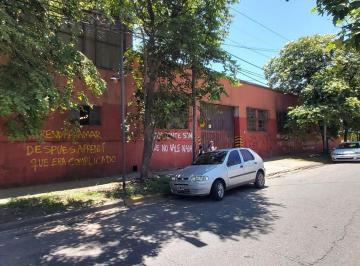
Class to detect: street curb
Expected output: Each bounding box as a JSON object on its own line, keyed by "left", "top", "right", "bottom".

{"left": 0, "top": 199, "right": 125, "bottom": 233}
{"left": 266, "top": 163, "right": 325, "bottom": 178}
{"left": 125, "top": 193, "right": 169, "bottom": 206}
{"left": 0, "top": 164, "right": 325, "bottom": 232}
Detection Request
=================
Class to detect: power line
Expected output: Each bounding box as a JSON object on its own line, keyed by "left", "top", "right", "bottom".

{"left": 223, "top": 43, "right": 278, "bottom": 53}
{"left": 231, "top": 7, "right": 290, "bottom": 42}
{"left": 227, "top": 51, "right": 264, "bottom": 70}
{"left": 240, "top": 68, "right": 265, "bottom": 79}
{"left": 239, "top": 71, "right": 268, "bottom": 86}
{"left": 225, "top": 40, "right": 272, "bottom": 59}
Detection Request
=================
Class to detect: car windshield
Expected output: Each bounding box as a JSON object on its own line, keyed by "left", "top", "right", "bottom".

{"left": 337, "top": 143, "right": 360, "bottom": 149}
{"left": 192, "top": 151, "right": 228, "bottom": 165}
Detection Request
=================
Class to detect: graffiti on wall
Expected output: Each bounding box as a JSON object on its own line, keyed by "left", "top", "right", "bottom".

{"left": 153, "top": 143, "right": 192, "bottom": 153}
{"left": 25, "top": 142, "right": 117, "bottom": 171}
{"left": 25, "top": 129, "right": 117, "bottom": 171}
{"left": 41, "top": 129, "right": 102, "bottom": 140}
{"left": 153, "top": 131, "right": 193, "bottom": 153}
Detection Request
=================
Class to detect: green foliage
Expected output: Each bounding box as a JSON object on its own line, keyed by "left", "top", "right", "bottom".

{"left": 121, "top": 0, "right": 238, "bottom": 133}
{"left": 110, "top": 0, "right": 238, "bottom": 178}
{"left": 265, "top": 34, "right": 360, "bottom": 141}
{"left": 124, "top": 175, "right": 170, "bottom": 197}
{"left": 265, "top": 35, "right": 335, "bottom": 95}
{"left": 316, "top": 0, "right": 360, "bottom": 50}
{"left": 0, "top": 0, "right": 107, "bottom": 140}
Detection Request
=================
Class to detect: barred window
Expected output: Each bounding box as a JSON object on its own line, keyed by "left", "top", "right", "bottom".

{"left": 58, "top": 16, "right": 128, "bottom": 70}
{"left": 257, "top": 110, "right": 268, "bottom": 131}
{"left": 247, "top": 108, "right": 256, "bottom": 131}
{"left": 247, "top": 108, "right": 268, "bottom": 132}
{"left": 70, "top": 105, "right": 101, "bottom": 125}
{"left": 276, "top": 111, "right": 288, "bottom": 133}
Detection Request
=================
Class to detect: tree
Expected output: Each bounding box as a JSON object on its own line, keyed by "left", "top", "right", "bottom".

{"left": 110, "top": 0, "right": 238, "bottom": 179}
{"left": 315, "top": 0, "right": 360, "bottom": 50}
{"left": 177, "top": 1, "right": 238, "bottom": 160}
{"left": 0, "top": 0, "right": 106, "bottom": 140}
{"left": 265, "top": 35, "right": 360, "bottom": 151}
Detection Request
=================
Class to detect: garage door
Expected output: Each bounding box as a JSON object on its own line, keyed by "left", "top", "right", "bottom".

{"left": 200, "top": 103, "right": 234, "bottom": 150}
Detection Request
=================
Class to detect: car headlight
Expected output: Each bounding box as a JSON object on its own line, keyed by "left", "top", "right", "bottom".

{"left": 190, "top": 176, "right": 209, "bottom": 182}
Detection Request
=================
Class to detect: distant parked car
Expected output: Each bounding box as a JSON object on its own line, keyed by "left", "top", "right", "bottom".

{"left": 169, "top": 148, "right": 266, "bottom": 200}
{"left": 331, "top": 141, "right": 360, "bottom": 162}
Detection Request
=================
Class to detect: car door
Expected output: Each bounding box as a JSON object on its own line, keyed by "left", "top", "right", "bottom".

{"left": 239, "top": 149, "right": 258, "bottom": 182}
{"left": 226, "top": 150, "right": 247, "bottom": 187}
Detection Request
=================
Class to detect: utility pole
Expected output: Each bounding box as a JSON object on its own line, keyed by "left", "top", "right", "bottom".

{"left": 119, "top": 24, "right": 126, "bottom": 192}
{"left": 191, "top": 67, "right": 196, "bottom": 161}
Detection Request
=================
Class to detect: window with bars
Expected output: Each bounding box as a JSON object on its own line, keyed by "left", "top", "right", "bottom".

{"left": 247, "top": 108, "right": 269, "bottom": 132}
{"left": 276, "top": 111, "right": 288, "bottom": 133}
{"left": 257, "top": 110, "right": 268, "bottom": 131}
{"left": 247, "top": 108, "right": 257, "bottom": 131}
{"left": 69, "top": 105, "right": 101, "bottom": 125}
{"left": 58, "top": 18, "right": 127, "bottom": 70}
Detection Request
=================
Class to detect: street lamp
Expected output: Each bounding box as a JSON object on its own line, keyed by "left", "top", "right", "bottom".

{"left": 110, "top": 24, "right": 126, "bottom": 193}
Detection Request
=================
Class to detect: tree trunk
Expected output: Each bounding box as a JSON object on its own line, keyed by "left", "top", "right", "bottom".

{"left": 140, "top": 79, "right": 156, "bottom": 180}
{"left": 140, "top": 46, "right": 158, "bottom": 180}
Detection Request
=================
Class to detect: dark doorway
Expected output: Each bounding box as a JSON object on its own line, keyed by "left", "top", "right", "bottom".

{"left": 200, "top": 103, "right": 235, "bottom": 150}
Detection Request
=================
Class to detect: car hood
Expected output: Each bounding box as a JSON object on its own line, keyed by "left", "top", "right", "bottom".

{"left": 176, "top": 164, "right": 220, "bottom": 177}
{"left": 333, "top": 148, "right": 360, "bottom": 154}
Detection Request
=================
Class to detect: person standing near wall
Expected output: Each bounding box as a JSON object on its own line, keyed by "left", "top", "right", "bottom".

{"left": 198, "top": 144, "right": 205, "bottom": 156}
{"left": 207, "top": 140, "right": 217, "bottom": 152}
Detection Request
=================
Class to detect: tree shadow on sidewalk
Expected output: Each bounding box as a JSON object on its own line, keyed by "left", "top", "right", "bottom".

{"left": 1, "top": 185, "right": 285, "bottom": 265}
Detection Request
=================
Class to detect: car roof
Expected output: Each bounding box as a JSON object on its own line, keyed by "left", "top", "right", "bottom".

{"left": 216, "top": 147, "right": 250, "bottom": 152}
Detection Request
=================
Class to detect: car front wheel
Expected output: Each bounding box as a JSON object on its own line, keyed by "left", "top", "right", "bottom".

{"left": 254, "top": 171, "right": 265, "bottom": 188}
{"left": 211, "top": 180, "right": 225, "bottom": 201}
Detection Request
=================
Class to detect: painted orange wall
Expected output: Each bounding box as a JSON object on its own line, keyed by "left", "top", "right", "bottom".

{"left": 0, "top": 70, "right": 332, "bottom": 188}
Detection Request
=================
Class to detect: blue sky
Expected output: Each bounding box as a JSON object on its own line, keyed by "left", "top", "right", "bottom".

{"left": 225, "top": 0, "right": 339, "bottom": 86}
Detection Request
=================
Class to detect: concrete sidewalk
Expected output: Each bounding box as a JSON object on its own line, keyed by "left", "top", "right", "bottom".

{"left": 0, "top": 155, "right": 326, "bottom": 201}
{"left": 264, "top": 156, "right": 326, "bottom": 176}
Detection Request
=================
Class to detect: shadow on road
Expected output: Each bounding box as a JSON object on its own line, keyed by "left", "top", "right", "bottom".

{"left": 2, "top": 185, "right": 285, "bottom": 265}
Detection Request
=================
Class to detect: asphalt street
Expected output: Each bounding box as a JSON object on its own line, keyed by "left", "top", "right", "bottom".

{"left": 0, "top": 163, "right": 360, "bottom": 266}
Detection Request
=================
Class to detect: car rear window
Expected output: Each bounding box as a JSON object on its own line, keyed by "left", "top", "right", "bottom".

{"left": 240, "top": 149, "right": 255, "bottom": 162}
{"left": 337, "top": 143, "right": 360, "bottom": 149}
{"left": 193, "top": 151, "right": 227, "bottom": 165}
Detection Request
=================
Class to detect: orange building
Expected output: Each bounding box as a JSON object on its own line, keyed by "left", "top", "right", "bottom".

{"left": 0, "top": 67, "right": 329, "bottom": 188}
{"left": 0, "top": 22, "right": 329, "bottom": 188}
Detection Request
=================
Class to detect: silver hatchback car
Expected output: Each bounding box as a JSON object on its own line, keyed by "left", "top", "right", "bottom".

{"left": 331, "top": 142, "right": 360, "bottom": 162}
{"left": 170, "top": 148, "right": 266, "bottom": 200}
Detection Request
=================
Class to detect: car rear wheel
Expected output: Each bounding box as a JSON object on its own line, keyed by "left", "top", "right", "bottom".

{"left": 211, "top": 180, "right": 225, "bottom": 201}
{"left": 254, "top": 171, "right": 265, "bottom": 189}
